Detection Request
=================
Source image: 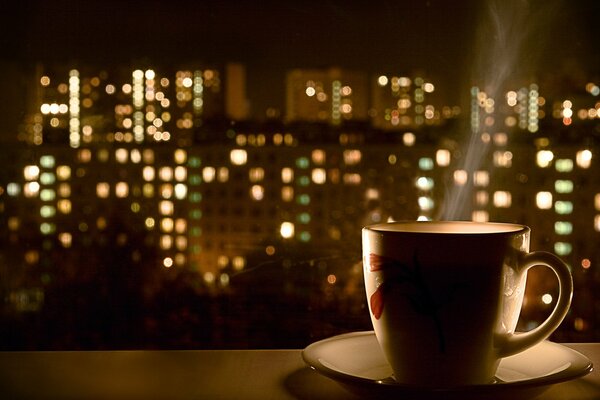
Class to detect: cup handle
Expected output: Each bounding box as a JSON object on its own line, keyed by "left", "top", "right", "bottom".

{"left": 497, "top": 251, "right": 573, "bottom": 358}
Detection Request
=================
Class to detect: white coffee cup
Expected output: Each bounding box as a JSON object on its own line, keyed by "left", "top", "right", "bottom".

{"left": 362, "top": 221, "right": 573, "bottom": 388}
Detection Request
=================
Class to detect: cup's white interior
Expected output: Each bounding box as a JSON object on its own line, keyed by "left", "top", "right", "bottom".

{"left": 367, "top": 221, "right": 525, "bottom": 234}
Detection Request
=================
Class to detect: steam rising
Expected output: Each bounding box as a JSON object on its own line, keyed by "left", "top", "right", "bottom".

{"left": 440, "top": 0, "right": 560, "bottom": 220}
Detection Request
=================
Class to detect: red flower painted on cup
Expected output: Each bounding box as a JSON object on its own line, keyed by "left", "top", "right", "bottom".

{"left": 366, "top": 251, "right": 449, "bottom": 353}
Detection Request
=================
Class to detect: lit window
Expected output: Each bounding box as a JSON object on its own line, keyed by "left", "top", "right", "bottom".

{"left": 281, "top": 168, "right": 294, "bottom": 183}
{"left": 40, "top": 189, "right": 55, "bottom": 201}
{"left": 40, "top": 172, "right": 55, "bottom": 185}
{"left": 56, "top": 166, "right": 71, "bottom": 180}
{"left": 555, "top": 159, "right": 573, "bottom": 172}
{"left": 419, "top": 157, "right": 434, "bottom": 171}
{"left": 296, "top": 157, "right": 310, "bottom": 169}
{"left": 249, "top": 168, "right": 265, "bottom": 182}
{"left": 280, "top": 222, "right": 295, "bottom": 238}
{"left": 218, "top": 167, "right": 229, "bottom": 182}
{"left": 536, "top": 150, "right": 554, "bottom": 168}
{"left": 297, "top": 176, "right": 310, "bottom": 186}
{"left": 403, "top": 132, "right": 416, "bottom": 146}
{"left": 595, "top": 215, "right": 600, "bottom": 232}
{"left": 160, "top": 200, "right": 174, "bottom": 215}
{"left": 576, "top": 149, "right": 592, "bottom": 168}
{"left": 159, "top": 167, "right": 173, "bottom": 181}
{"left": 161, "top": 218, "right": 174, "bottom": 233}
{"left": 472, "top": 210, "right": 489, "bottom": 222}
{"left": 555, "top": 221, "right": 573, "bottom": 235}
{"left": 143, "top": 166, "right": 155, "bottom": 181}
{"left": 493, "top": 151, "right": 512, "bottom": 168}
{"left": 343, "top": 173, "right": 361, "bottom": 185}
{"left": 39, "top": 155, "right": 55, "bottom": 168}
{"left": 40, "top": 205, "right": 56, "bottom": 218}
{"left": 250, "top": 185, "right": 264, "bottom": 201}
{"left": 57, "top": 199, "right": 71, "bottom": 214}
{"left": 555, "top": 201, "right": 573, "bottom": 215}
{"left": 418, "top": 196, "right": 434, "bottom": 211}
{"left": 454, "top": 169, "right": 468, "bottom": 186}
{"left": 230, "top": 149, "right": 247, "bottom": 165}
{"left": 174, "top": 149, "right": 187, "bottom": 164}
{"left": 343, "top": 150, "right": 361, "bottom": 165}
{"left": 292, "top": 213, "right": 308, "bottom": 226}
{"left": 59, "top": 232, "right": 72, "bottom": 248}
{"left": 202, "top": 167, "right": 216, "bottom": 183}
{"left": 174, "top": 184, "right": 187, "bottom": 199}
{"left": 143, "top": 184, "right": 154, "bottom": 198}
{"left": 130, "top": 149, "right": 142, "bottom": 164}
{"left": 24, "top": 182, "right": 40, "bottom": 197}
{"left": 58, "top": 183, "right": 70, "bottom": 197}
{"left": 115, "top": 148, "right": 128, "bottom": 163}
{"left": 6, "top": 182, "right": 20, "bottom": 196}
{"left": 297, "top": 194, "right": 310, "bottom": 205}
{"left": 299, "top": 232, "right": 311, "bottom": 242}
{"left": 595, "top": 194, "right": 600, "bottom": 211}
{"left": 475, "top": 191, "right": 488, "bottom": 206}
{"left": 174, "top": 166, "right": 187, "bottom": 181}
{"left": 281, "top": 186, "right": 293, "bottom": 201}
{"left": 493, "top": 191, "right": 511, "bottom": 208}
{"left": 232, "top": 256, "right": 245, "bottom": 271}
{"left": 160, "top": 235, "right": 173, "bottom": 250}
{"left": 40, "top": 222, "right": 56, "bottom": 235}
{"left": 536, "top": 192, "right": 553, "bottom": 209}
{"left": 115, "top": 182, "right": 128, "bottom": 198}
{"left": 415, "top": 177, "right": 434, "bottom": 191}
{"left": 473, "top": 170, "right": 489, "bottom": 187}
{"left": 96, "top": 182, "right": 110, "bottom": 199}
{"left": 312, "top": 168, "right": 326, "bottom": 184}
{"left": 554, "top": 242, "right": 572, "bottom": 256}
{"left": 436, "top": 149, "right": 451, "bottom": 166}
{"left": 555, "top": 180, "right": 573, "bottom": 193}
{"left": 143, "top": 149, "right": 154, "bottom": 164}
{"left": 24, "top": 165, "right": 40, "bottom": 181}
{"left": 188, "top": 156, "right": 201, "bottom": 168}
{"left": 312, "top": 149, "right": 326, "bottom": 164}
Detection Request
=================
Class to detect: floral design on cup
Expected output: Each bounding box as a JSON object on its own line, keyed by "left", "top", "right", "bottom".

{"left": 368, "top": 252, "right": 448, "bottom": 353}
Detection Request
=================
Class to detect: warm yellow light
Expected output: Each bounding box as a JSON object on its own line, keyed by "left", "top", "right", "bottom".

{"left": 536, "top": 191, "right": 553, "bottom": 209}
{"left": 280, "top": 222, "right": 295, "bottom": 238}
{"left": 230, "top": 149, "right": 247, "bottom": 165}
{"left": 536, "top": 150, "right": 554, "bottom": 168}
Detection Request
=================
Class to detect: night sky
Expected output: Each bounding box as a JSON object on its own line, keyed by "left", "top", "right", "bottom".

{"left": 0, "top": 0, "right": 598, "bottom": 128}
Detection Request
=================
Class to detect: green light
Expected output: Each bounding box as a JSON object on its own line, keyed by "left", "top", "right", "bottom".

{"left": 189, "top": 209, "right": 202, "bottom": 219}
{"left": 40, "top": 155, "right": 55, "bottom": 168}
{"left": 297, "top": 176, "right": 310, "bottom": 186}
{"left": 554, "top": 221, "right": 572, "bottom": 235}
{"left": 554, "top": 242, "right": 572, "bottom": 256}
{"left": 188, "top": 157, "right": 201, "bottom": 168}
{"left": 190, "top": 192, "right": 202, "bottom": 203}
{"left": 189, "top": 174, "right": 202, "bottom": 185}
{"left": 297, "top": 213, "right": 311, "bottom": 224}
{"left": 555, "top": 159, "right": 573, "bottom": 173}
{"left": 555, "top": 201, "right": 573, "bottom": 215}
{"left": 299, "top": 231, "right": 311, "bottom": 242}
{"left": 296, "top": 157, "right": 310, "bottom": 169}
{"left": 297, "top": 194, "right": 310, "bottom": 205}
{"left": 555, "top": 180, "right": 573, "bottom": 193}
{"left": 418, "top": 157, "right": 434, "bottom": 171}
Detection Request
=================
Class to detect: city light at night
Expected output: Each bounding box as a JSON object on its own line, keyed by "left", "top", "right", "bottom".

{"left": 0, "top": 0, "right": 598, "bottom": 351}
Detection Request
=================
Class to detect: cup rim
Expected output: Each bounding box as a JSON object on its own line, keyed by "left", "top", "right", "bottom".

{"left": 364, "top": 220, "right": 529, "bottom": 235}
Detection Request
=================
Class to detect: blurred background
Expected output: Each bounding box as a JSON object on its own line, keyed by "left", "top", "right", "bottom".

{"left": 0, "top": 0, "right": 598, "bottom": 349}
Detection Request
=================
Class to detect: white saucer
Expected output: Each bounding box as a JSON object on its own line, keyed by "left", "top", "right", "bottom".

{"left": 302, "top": 331, "right": 593, "bottom": 399}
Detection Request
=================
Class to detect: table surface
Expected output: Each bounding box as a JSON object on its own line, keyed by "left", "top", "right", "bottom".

{"left": 0, "top": 342, "right": 598, "bottom": 399}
